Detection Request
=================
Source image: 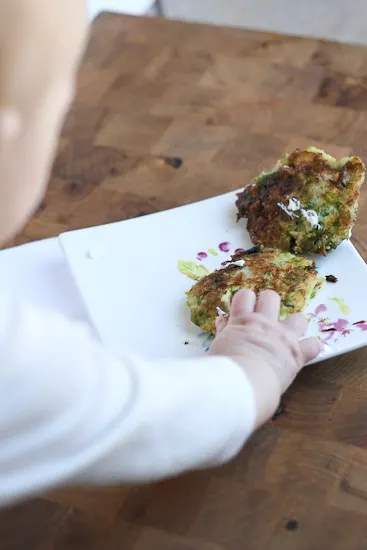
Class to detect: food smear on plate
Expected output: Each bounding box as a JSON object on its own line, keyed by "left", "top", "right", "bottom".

{"left": 177, "top": 260, "right": 210, "bottom": 281}
{"left": 218, "top": 241, "right": 231, "bottom": 252}
{"left": 196, "top": 251, "right": 208, "bottom": 260}
{"left": 86, "top": 247, "right": 104, "bottom": 260}
{"left": 185, "top": 246, "right": 323, "bottom": 334}
{"left": 236, "top": 147, "right": 365, "bottom": 255}
{"left": 329, "top": 296, "right": 350, "bottom": 314}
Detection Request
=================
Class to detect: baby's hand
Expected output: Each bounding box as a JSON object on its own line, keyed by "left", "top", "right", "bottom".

{"left": 209, "top": 289, "right": 322, "bottom": 428}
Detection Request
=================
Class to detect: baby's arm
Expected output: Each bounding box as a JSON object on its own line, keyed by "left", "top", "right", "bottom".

{"left": 0, "top": 295, "right": 256, "bottom": 506}
{"left": 0, "top": 290, "right": 321, "bottom": 506}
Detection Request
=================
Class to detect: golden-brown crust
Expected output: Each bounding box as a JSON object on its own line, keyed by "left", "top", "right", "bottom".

{"left": 187, "top": 247, "right": 321, "bottom": 333}
{"left": 236, "top": 149, "right": 365, "bottom": 255}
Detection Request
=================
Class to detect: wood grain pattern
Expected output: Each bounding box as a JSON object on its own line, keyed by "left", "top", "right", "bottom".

{"left": 3, "top": 12, "right": 367, "bottom": 550}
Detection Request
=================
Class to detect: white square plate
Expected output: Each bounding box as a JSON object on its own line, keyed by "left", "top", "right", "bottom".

{"left": 59, "top": 190, "right": 367, "bottom": 364}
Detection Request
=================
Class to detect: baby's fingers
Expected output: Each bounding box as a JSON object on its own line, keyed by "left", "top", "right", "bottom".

{"left": 299, "top": 337, "right": 323, "bottom": 364}
{"left": 255, "top": 290, "right": 281, "bottom": 321}
{"left": 228, "top": 290, "right": 256, "bottom": 322}
{"left": 281, "top": 313, "right": 308, "bottom": 338}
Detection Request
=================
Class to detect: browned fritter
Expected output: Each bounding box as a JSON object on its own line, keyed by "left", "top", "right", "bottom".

{"left": 236, "top": 147, "right": 365, "bottom": 255}
{"left": 186, "top": 246, "right": 323, "bottom": 334}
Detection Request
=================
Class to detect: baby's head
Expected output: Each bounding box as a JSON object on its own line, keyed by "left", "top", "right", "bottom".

{"left": 0, "top": 0, "right": 88, "bottom": 244}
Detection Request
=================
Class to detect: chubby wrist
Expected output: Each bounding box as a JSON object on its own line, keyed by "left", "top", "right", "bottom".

{"left": 231, "top": 356, "right": 282, "bottom": 429}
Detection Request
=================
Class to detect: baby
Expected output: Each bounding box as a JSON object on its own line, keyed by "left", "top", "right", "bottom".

{"left": 0, "top": 0, "right": 322, "bottom": 506}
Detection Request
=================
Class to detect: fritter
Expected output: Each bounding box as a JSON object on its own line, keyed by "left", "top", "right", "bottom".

{"left": 186, "top": 246, "right": 323, "bottom": 334}
{"left": 236, "top": 147, "right": 365, "bottom": 255}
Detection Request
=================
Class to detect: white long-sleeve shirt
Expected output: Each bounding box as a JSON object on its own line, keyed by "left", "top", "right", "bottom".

{"left": 0, "top": 295, "right": 256, "bottom": 506}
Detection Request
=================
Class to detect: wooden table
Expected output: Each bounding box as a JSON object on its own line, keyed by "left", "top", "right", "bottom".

{"left": 3, "top": 13, "right": 367, "bottom": 550}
